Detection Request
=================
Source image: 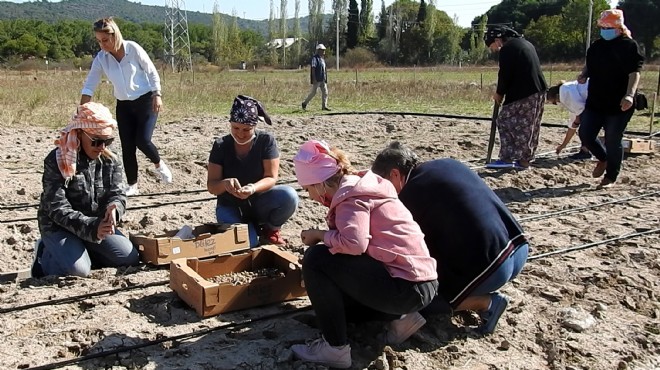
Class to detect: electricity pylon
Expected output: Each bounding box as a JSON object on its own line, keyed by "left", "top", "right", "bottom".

{"left": 164, "top": 0, "right": 193, "bottom": 72}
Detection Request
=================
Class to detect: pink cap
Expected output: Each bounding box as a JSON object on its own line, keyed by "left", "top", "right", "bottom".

{"left": 294, "top": 140, "right": 341, "bottom": 186}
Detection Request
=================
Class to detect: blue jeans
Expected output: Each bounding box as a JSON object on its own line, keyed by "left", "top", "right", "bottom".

{"left": 40, "top": 230, "right": 140, "bottom": 277}
{"left": 422, "top": 243, "right": 529, "bottom": 315}
{"left": 471, "top": 243, "right": 528, "bottom": 295}
{"left": 302, "top": 244, "right": 438, "bottom": 346}
{"left": 116, "top": 92, "right": 161, "bottom": 185}
{"left": 578, "top": 108, "right": 634, "bottom": 182}
{"left": 215, "top": 185, "right": 298, "bottom": 248}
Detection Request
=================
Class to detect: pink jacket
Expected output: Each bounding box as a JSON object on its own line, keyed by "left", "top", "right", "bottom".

{"left": 323, "top": 171, "right": 438, "bottom": 282}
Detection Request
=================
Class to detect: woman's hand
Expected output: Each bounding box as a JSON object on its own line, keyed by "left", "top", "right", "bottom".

{"left": 235, "top": 183, "right": 256, "bottom": 200}
{"left": 621, "top": 94, "right": 634, "bottom": 111}
{"left": 556, "top": 144, "right": 566, "bottom": 154}
{"left": 152, "top": 95, "right": 162, "bottom": 113}
{"left": 301, "top": 229, "right": 325, "bottom": 246}
{"left": 97, "top": 204, "right": 118, "bottom": 241}
{"left": 223, "top": 178, "right": 242, "bottom": 198}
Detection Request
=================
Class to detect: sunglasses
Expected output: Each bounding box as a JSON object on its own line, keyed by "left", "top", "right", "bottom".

{"left": 83, "top": 131, "right": 115, "bottom": 147}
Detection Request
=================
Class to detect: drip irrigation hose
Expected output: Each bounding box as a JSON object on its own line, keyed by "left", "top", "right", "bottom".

{"left": 0, "top": 280, "right": 169, "bottom": 315}
{"left": 27, "top": 305, "right": 312, "bottom": 370}
{"left": 528, "top": 227, "right": 660, "bottom": 261}
{"left": 17, "top": 225, "right": 660, "bottom": 369}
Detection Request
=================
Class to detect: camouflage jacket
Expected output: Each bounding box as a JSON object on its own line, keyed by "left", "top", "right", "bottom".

{"left": 38, "top": 149, "right": 127, "bottom": 243}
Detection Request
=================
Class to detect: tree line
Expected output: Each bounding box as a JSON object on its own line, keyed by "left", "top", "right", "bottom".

{"left": 0, "top": 0, "right": 657, "bottom": 70}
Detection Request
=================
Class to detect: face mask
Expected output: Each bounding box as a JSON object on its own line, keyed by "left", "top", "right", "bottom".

{"left": 230, "top": 132, "right": 255, "bottom": 146}
{"left": 600, "top": 29, "right": 618, "bottom": 41}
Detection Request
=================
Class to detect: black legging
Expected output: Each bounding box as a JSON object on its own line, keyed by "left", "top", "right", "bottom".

{"left": 115, "top": 92, "right": 161, "bottom": 185}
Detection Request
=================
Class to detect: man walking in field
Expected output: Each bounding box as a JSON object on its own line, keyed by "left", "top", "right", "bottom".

{"left": 302, "top": 44, "right": 330, "bottom": 111}
{"left": 485, "top": 25, "right": 547, "bottom": 170}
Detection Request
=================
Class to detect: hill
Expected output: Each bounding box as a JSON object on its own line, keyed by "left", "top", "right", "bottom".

{"left": 0, "top": 0, "right": 314, "bottom": 35}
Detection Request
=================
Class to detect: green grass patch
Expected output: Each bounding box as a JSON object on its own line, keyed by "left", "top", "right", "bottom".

{"left": 0, "top": 66, "right": 657, "bottom": 134}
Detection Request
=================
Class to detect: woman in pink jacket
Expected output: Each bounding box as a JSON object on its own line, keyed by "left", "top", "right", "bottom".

{"left": 290, "top": 140, "right": 438, "bottom": 369}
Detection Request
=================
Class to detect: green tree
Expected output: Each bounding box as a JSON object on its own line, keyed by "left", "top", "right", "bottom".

{"left": 308, "top": 0, "right": 325, "bottom": 48}
{"left": 618, "top": 0, "right": 660, "bottom": 59}
{"left": 416, "top": 0, "right": 426, "bottom": 24}
{"left": 359, "top": 0, "right": 374, "bottom": 44}
{"left": 347, "top": 0, "right": 359, "bottom": 48}
{"left": 524, "top": 0, "right": 609, "bottom": 61}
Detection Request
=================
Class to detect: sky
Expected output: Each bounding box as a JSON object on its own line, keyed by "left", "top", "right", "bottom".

{"left": 7, "top": 0, "right": 507, "bottom": 28}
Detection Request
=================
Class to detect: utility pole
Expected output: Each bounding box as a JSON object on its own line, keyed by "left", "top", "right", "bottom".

{"left": 165, "top": 0, "right": 193, "bottom": 72}
{"left": 586, "top": 0, "right": 593, "bottom": 55}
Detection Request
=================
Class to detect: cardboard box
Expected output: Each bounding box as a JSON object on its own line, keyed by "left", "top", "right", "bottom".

{"left": 169, "top": 245, "right": 307, "bottom": 317}
{"left": 623, "top": 138, "right": 655, "bottom": 154}
{"left": 130, "top": 223, "right": 249, "bottom": 265}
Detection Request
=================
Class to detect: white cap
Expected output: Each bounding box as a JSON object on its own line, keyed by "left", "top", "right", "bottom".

{"left": 316, "top": 44, "right": 326, "bottom": 50}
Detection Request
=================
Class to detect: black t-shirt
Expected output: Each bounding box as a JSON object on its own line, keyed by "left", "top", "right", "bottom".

{"left": 497, "top": 37, "right": 547, "bottom": 105}
{"left": 398, "top": 159, "right": 524, "bottom": 302}
{"left": 585, "top": 36, "right": 644, "bottom": 115}
{"left": 208, "top": 131, "right": 279, "bottom": 206}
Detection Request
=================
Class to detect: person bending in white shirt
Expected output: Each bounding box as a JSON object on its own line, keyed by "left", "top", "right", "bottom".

{"left": 80, "top": 17, "right": 172, "bottom": 196}
{"left": 546, "top": 79, "right": 592, "bottom": 160}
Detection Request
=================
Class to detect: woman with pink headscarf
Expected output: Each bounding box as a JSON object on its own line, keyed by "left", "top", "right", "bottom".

{"left": 289, "top": 140, "right": 438, "bottom": 369}
{"left": 577, "top": 9, "right": 644, "bottom": 188}
{"left": 33, "top": 102, "right": 140, "bottom": 278}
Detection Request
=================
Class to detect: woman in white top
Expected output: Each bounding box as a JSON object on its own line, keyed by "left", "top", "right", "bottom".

{"left": 80, "top": 18, "right": 172, "bottom": 196}
{"left": 547, "top": 79, "right": 591, "bottom": 159}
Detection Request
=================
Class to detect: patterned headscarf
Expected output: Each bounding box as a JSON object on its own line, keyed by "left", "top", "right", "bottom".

{"left": 597, "top": 9, "right": 632, "bottom": 38}
{"left": 293, "top": 140, "right": 341, "bottom": 186}
{"left": 55, "top": 102, "right": 117, "bottom": 182}
{"left": 484, "top": 25, "right": 521, "bottom": 46}
{"left": 229, "top": 95, "right": 272, "bottom": 126}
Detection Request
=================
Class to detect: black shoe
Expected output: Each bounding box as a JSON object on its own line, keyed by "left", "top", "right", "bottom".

{"left": 301, "top": 102, "right": 307, "bottom": 110}
{"left": 31, "top": 239, "right": 45, "bottom": 278}
{"left": 569, "top": 151, "right": 592, "bottom": 160}
{"left": 322, "top": 107, "right": 331, "bottom": 111}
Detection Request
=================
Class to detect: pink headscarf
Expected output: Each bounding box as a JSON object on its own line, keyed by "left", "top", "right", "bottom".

{"left": 597, "top": 9, "right": 632, "bottom": 38}
{"left": 293, "top": 140, "right": 341, "bottom": 186}
{"left": 55, "top": 102, "right": 117, "bottom": 182}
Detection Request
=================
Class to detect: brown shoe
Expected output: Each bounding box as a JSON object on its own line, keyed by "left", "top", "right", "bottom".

{"left": 592, "top": 161, "right": 607, "bottom": 178}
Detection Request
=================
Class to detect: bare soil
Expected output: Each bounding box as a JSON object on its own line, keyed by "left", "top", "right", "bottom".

{"left": 0, "top": 113, "right": 659, "bottom": 370}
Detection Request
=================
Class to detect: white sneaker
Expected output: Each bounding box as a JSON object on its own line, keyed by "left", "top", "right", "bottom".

{"left": 291, "top": 337, "right": 351, "bottom": 369}
{"left": 155, "top": 160, "right": 173, "bottom": 184}
{"left": 125, "top": 183, "right": 139, "bottom": 196}
{"left": 384, "top": 311, "right": 426, "bottom": 345}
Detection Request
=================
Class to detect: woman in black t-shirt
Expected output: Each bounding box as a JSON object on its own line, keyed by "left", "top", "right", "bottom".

{"left": 207, "top": 96, "right": 298, "bottom": 247}
{"left": 578, "top": 9, "right": 644, "bottom": 189}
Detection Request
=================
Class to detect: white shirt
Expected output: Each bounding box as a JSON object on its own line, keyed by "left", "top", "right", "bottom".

{"left": 559, "top": 80, "right": 589, "bottom": 128}
{"left": 81, "top": 41, "right": 161, "bottom": 101}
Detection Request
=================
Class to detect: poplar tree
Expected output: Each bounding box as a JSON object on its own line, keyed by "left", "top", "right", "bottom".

{"left": 359, "top": 0, "right": 374, "bottom": 43}
{"left": 279, "top": 0, "right": 288, "bottom": 66}
{"left": 294, "top": 0, "right": 302, "bottom": 65}
{"left": 269, "top": 0, "right": 279, "bottom": 65}
{"left": 211, "top": 1, "right": 226, "bottom": 65}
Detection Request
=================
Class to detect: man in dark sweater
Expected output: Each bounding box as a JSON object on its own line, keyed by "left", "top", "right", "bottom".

{"left": 372, "top": 142, "right": 529, "bottom": 335}
{"left": 484, "top": 25, "right": 547, "bottom": 169}
{"left": 577, "top": 9, "right": 644, "bottom": 189}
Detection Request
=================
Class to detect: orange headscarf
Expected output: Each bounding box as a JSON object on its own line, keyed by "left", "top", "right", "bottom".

{"left": 597, "top": 9, "right": 632, "bottom": 38}
{"left": 55, "top": 102, "right": 117, "bottom": 183}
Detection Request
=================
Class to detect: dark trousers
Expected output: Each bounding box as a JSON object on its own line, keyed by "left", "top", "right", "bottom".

{"left": 578, "top": 108, "right": 634, "bottom": 182}
{"left": 116, "top": 93, "right": 161, "bottom": 185}
{"left": 302, "top": 245, "right": 437, "bottom": 346}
